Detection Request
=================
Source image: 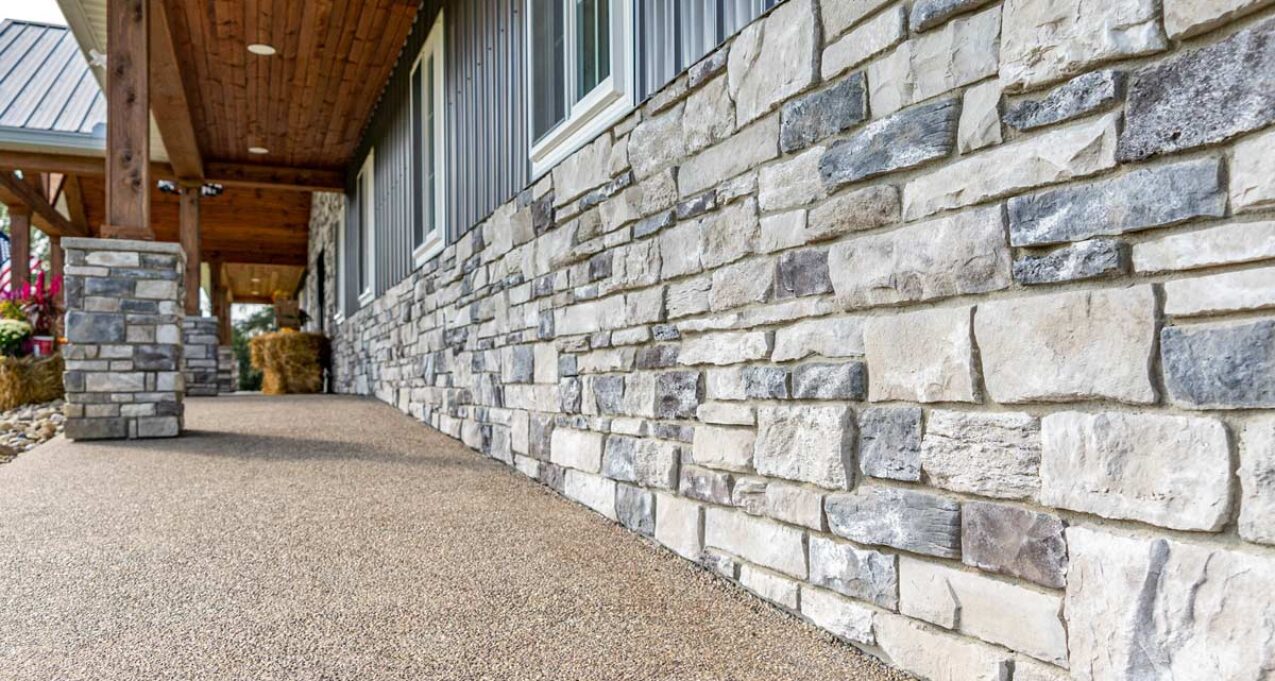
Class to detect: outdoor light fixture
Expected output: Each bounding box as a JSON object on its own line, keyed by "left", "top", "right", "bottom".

{"left": 247, "top": 43, "right": 277, "bottom": 56}
{"left": 156, "top": 180, "right": 225, "bottom": 198}
{"left": 248, "top": 147, "right": 269, "bottom": 155}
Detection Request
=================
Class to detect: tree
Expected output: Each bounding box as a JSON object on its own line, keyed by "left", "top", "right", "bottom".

{"left": 231, "top": 306, "right": 274, "bottom": 390}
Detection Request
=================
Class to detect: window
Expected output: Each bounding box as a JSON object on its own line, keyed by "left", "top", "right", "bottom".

{"left": 412, "top": 14, "right": 447, "bottom": 266}
{"left": 636, "top": 0, "right": 781, "bottom": 100}
{"left": 528, "top": 0, "right": 634, "bottom": 176}
{"left": 356, "top": 150, "right": 376, "bottom": 306}
{"left": 335, "top": 208, "right": 346, "bottom": 322}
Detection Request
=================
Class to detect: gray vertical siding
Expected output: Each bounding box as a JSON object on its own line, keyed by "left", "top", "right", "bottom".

{"left": 342, "top": 0, "right": 782, "bottom": 305}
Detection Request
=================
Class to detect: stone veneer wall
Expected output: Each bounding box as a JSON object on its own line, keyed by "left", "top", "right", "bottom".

{"left": 63, "top": 237, "right": 185, "bottom": 440}
{"left": 313, "top": 1, "right": 1275, "bottom": 678}
{"left": 182, "top": 316, "right": 220, "bottom": 396}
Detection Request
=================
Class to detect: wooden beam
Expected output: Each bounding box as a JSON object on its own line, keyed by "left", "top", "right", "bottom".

{"left": 202, "top": 162, "right": 344, "bottom": 192}
{"left": 179, "top": 184, "right": 201, "bottom": 314}
{"left": 210, "top": 261, "right": 230, "bottom": 344}
{"left": 0, "top": 151, "right": 344, "bottom": 192}
{"left": 0, "top": 172, "right": 81, "bottom": 237}
{"left": 104, "top": 0, "right": 152, "bottom": 239}
{"left": 202, "top": 249, "right": 307, "bottom": 267}
{"left": 148, "top": 0, "right": 203, "bottom": 181}
{"left": 63, "top": 175, "right": 89, "bottom": 234}
{"left": 8, "top": 206, "right": 30, "bottom": 293}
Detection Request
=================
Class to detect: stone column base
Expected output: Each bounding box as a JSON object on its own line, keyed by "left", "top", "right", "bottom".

{"left": 217, "top": 345, "right": 237, "bottom": 394}
{"left": 62, "top": 237, "right": 185, "bottom": 440}
{"left": 183, "top": 316, "right": 220, "bottom": 396}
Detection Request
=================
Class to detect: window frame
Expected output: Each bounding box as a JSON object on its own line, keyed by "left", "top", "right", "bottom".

{"left": 335, "top": 198, "right": 347, "bottom": 324}
{"left": 527, "top": 0, "right": 635, "bottom": 178}
{"left": 410, "top": 13, "right": 447, "bottom": 268}
{"left": 356, "top": 150, "right": 376, "bottom": 308}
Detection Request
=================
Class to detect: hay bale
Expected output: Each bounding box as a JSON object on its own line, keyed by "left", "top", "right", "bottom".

{"left": 249, "top": 331, "right": 326, "bottom": 395}
{"left": 0, "top": 354, "right": 65, "bottom": 411}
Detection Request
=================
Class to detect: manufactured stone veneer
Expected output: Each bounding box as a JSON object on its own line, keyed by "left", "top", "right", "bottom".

{"left": 315, "top": 1, "right": 1275, "bottom": 678}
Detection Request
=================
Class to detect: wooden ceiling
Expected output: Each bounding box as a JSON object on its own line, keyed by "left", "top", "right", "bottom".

{"left": 160, "top": 0, "right": 420, "bottom": 169}
{"left": 78, "top": 176, "right": 310, "bottom": 266}
{"left": 221, "top": 262, "right": 305, "bottom": 304}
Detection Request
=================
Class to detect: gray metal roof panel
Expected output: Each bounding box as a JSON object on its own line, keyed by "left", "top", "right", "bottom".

{"left": 0, "top": 19, "right": 104, "bottom": 136}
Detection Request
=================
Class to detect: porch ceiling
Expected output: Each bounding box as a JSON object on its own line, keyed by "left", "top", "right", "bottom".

{"left": 220, "top": 262, "right": 305, "bottom": 304}
{"left": 160, "top": 0, "right": 420, "bottom": 169}
{"left": 77, "top": 176, "right": 310, "bottom": 267}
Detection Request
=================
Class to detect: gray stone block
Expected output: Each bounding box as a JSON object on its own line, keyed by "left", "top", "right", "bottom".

{"left": 962, "top": 502, "right": 1067, "bottom": 588}
{"left": 1119, "top": 18, "right": 1275, "bottom": 161}
{"left": 64, "top": 417, "right": 129, "bottom": 440}
{"left": 1004, "top": 70, "right": 1124, "bottom": 132}
{"left": 558, "top": 378, "right": 582, "bottom": 413}
{"left": 826, "top": 486, "right": 961, "bottom": 558}
{"left": 820, "top": 97, "right": 959, "bottom": 189}
{"left": 779, "top": 73, "right": 867, "bottom": 154}
{"left": 655, "top": 371, "right": 701, "bottom": 419}
{"left": 743, "top": 366, "right": 790, "bottom": 399}
{"left": 66, "top": 311, "right": 125, "bottom": 344}
{"left": 858, "top": 406, "right": 922, "bottom": 482}
{"left": 593, "top": 375, "right": 625, "bottom": 414}
{"left": 791, "top": 362, "right": 866, "bottom": 400}
{"left": 678, "top": 465, "right": 733, "bottom": 504}
{"left": 615, "top": 484, "right": 655, "bottom": 535}
{"left": 1013, "top": 238, "right": 1127, "bottom": 285}
{"left": 808, "top": 535, "right": 899, "bottom": 609}
{"left": 775, "top": 249, "right": 832, "bottom": 299}
{"left": 1162, "top": 319, "right": 1275, "bottom": 409}
{"left": 1007, "top": 159, "right": 1226, "bottom": 247}
{"left": 909, "top": 0, "right": 996, "bottom": 32}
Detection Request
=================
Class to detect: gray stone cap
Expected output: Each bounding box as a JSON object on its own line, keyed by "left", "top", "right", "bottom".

{"left": 183, "top": 316, "right": 220, "bottom": 323}
{"left": 62, "top": 237, "right": 186, "bottom": 257}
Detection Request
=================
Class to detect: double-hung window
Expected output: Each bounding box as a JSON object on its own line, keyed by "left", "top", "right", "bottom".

{"left": 411, "top": 14, "right": 447, "bottom": 266}
{"left": 356, "top": 151, "right": 376, "bottom": 307}
{"left": 528, "top": 0, "right": 634, "bottom": 176}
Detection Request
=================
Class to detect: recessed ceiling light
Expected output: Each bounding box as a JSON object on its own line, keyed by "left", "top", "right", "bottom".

{"left": 247, "top": 43, "right": 276, "bottom": 56}
{"left": 248, "top": 146, "right": 269, "bottom": 155}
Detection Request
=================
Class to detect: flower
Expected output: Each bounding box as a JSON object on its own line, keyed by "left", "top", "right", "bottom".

{"left": 0, "top": 318, "right": 32, "bottom": 357}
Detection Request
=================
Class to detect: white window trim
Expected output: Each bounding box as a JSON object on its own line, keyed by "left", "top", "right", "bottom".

{"left": 527, "top": 0, "right": 635, "bottom": 178}
{"left": 411, "top": 13, "right": 448, "bottom": 268}
{"left": 357, "top": 150, "right": 376, "bottom": 308}
{"left": 334, "top": 199, "right": 347, "bottom": 324}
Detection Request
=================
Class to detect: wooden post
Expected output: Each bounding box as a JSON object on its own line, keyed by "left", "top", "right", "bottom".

{"left": 8, "top": 205, "right": 31, "bottom": 293}
{"left": 178, "top": 183, "right": 201, "bottom": 314}
{"left": 103, "top": 0, "right": 152, "bottom": 240}
{"left": 49, "top": 237, "right": 64, "bottom": 336}
{"left": 210, "top": 260, "right": 230, "bottom": 344}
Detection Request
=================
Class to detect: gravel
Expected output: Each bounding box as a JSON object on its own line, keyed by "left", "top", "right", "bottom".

{"left": 0, "top": 398, "right": 64, "bottom": 464}
{"left": 0, "top": 394, "right": 910, "bottom": 681}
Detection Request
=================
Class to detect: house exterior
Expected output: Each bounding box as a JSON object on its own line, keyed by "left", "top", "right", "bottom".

{"left": 310, "top": 0, "right": 1275, "bottom": 677}
{"left": 11, "top": 0, "right": 1275, "bottom": 678}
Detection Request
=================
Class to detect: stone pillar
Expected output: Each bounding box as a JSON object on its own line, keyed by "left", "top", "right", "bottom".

{"left": 62, "top": 237, "right": 184, "bottom": 440}
{"left": 182, "top": 316, "right": 220, "bottom": 396}
{"left": 217, "top": 345, "right": 236, "bottom": 393}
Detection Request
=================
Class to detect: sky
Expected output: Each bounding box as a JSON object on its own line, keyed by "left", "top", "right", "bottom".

{"left": 1, "top": 0, "right": 67, "bottom": 26}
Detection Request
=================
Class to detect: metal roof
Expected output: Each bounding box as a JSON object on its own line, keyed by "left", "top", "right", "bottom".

{"left": 0, "top": 19, "right": 105, "bottom": 147}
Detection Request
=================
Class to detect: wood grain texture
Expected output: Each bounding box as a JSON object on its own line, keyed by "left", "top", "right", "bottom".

{"left": 149, "top": 0, "right": 204, "bottom": 181}
{"left": 8, "top": 206, "right": 30, "bottom": 291}
{"left": 179, "top": 185, "right": 201, "bottom": 313}
{"left": 104, "top": 0, "right": 151, "bottom": 238}
{"left": 160, "top": 0, "right": 419, "bottom": 168}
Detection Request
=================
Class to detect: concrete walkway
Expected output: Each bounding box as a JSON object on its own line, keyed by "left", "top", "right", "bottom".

{"left": 0, "top": 395, "right": 906, "bottom": 680}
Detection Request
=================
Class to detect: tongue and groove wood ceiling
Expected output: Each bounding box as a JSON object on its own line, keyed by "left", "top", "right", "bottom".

{"left": 159, "top": 0, "right": 420, "bottom": 169}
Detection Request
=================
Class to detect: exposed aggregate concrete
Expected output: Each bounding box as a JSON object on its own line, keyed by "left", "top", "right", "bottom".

{"left": 0, "top": 395, "right": 909, "bottom": 681}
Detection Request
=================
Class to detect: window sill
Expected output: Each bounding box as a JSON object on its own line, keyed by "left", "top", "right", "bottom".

{"left": 530, "top": 86, "right": 634, "bottom": 179}
{"left": 357, "top": 290, "right": 375, "bottom": 308}
{"left": 413, "top": 236, "right": 445, "bottom": 269}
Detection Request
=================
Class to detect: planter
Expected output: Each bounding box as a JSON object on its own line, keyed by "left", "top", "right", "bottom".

{"left": 249, "top": 331, "right": 327, "bottom": 395}
{"left": 31, "top": 336, "right": 55, "bottom": 357}
{"left": 0, "top": 354, "right": 65, "bottom": 411}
